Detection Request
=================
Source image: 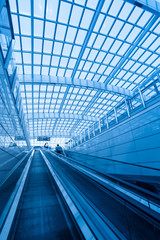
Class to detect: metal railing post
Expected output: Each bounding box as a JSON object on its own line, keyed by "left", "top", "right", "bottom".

{"left": 138, "top": 88, "right": 146, "bottom": 108}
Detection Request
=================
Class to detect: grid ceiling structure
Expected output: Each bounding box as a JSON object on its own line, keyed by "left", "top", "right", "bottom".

{"left": 8, "top": 0, "right": 160, "bottom": 144}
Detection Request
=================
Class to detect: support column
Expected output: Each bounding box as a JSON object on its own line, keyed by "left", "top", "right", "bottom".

{"left": 138, "top": 88, "right": 146, "bottom": 108}
{"left": 99, "top": 120, "right": 101, "bottom": 133}
{"left": 114, "top": 107, "right": 118, "bottom": 123}
{"left": 125, "top": 99, "right": 130, "bottom": 117}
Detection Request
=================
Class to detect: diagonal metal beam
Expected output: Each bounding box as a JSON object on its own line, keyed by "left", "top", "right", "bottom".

{"left": 71, "top": 0, "right": 105, "bottom": 80}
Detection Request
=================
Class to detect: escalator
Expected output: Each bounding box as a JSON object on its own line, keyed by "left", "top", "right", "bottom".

{"left": 0, "top": 150, "right": 32, "bottom": 223}
{"left": 44, "top": 151, "right": 160, "bottom": 240}
{"left": 8, "top": 151, "right": 82, "bottom": 240}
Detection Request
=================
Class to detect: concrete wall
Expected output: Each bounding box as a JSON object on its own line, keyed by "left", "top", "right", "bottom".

{"left": 71, "top": 101, "right": 160, "bottom": 177}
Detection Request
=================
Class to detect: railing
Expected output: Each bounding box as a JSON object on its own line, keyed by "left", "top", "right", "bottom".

{"left": 71, "top": 77, "right": 160, "bottom": 148}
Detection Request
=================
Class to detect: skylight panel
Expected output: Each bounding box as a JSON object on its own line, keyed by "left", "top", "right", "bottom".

{"left": 51, "top": 56, "right": 60, "bottom": 67}
{"left": 123, "top": 72, "right": 132, "bottom": 80}
{"left": 94, "top": 14, "right": 104, "bottom": 32}
{"left": 34, "top": 66, "right": 40, "bottom": 74}
{"left": 150, "top": 39, "right": 160, "bottom": 52}
{"left": 110, "top": 20, "right": 124, "bottom": 38}
{"left": 108, "top": 0, "right": 123, "bottom": 16}
{"left": 87, "top": 0, "right": 98, "bottom": 9}
{"left": 88, "top": 49, "right": 98, "bottom": 61}
{"left": 118, "top": 23, "right": 133, "bottom": 40}
{"left": 96, "top": 51, "right": 106, "bottom": 62}
{"left": 20, "top": 17, "right": 31, "bottom": 36}
{"left": 24, "top": 66, "right": 31, "bottom": 74}
{"left": 34, "top": 19, "right": 44, "bottom": 37}
{"left": 118, "top": 2, "right": 133, "bottom": 20}
{"left": 87, "top": 33, "right": 97, "bottom": 47}
{"left": 80, "top": 72, "right": 87, "bottom": 79}
{"left": 93, "top": 35, "right": 105, "bottom": 49}
{"left": 68, "top": 58, "right": 76, "bottom": 68}
{"left": 80, "top": 9, "right": 94, "bottom": 29}
{"left": 34, "top": 0, "right": 45, "bottom": 18}
{"left": 118, "top": 43, "right": 130, "bottom": 55}
{"left": 62, "top": 44, "right": 72, "bottom": 56}
{"left": 117, "top": 80, "right": 125, "bottom": 87}
{"left": 49, "top": 68, "right": 57, "bottom": 76}
{"left": 130, "top": 62, "right": 141, "bottom": 71}
{"left": 9, "top": 0, "right": 17, "bottom": 12}
{"left": 56, "top": 24, "right": 66, "bottom": 41}
{"left": 102, "top": 37, "right": 114, "bottom": 51}
{"left": 146, "top": 54, "right": 158, "bottom": 65}
{"left": 141, "top": 33, "right": 157, "bottom": 48}
{"left": 117, "top": 70, "right": 126, "bottom": 78}
{"left": 100, "top": 16, "right": 114, "bottom": 35}
{"left": 82, "top": 48, "right": 90, "bottom": 59}
{"left": 97, "top": 65, "right": 106, "bottom": 74}
{"left": 110, "top": 56, "right": 121, "bottom": 66}
{"left": 23, "top": 53, "right": 31, "bottom": 64}
{"left": 137, "top": 11, "right": 152, "bottom": 27}
{"left": 46, "top": 0, "right": 58, "bottom": 21}
{"left": 11, "top": 15, "right": 19, "bottom": 34}
{"left": 22, "top": 37, "right": 31, "bottom": 51}
{"left": 34, "top": 39, "right": 42, "bottom": 52}
{"left": 83, "top": 61, "right": 92, "bottom": 71}
{"left": 101, "top": 0, "right": 112, "bottom": 13}
{"left": 75, "top": 29, "right": 87, "bottom": 45}
{"left": 110, "top": 40, "right": 122, "bottom": 53}
{"left": 103, "top": 53, "right": 114, "bottom": 64}
{"left": 43, "top": 40, "right": 53, "bottom": 54}
{"left": 18, "top": 0, "right": 30, "bottom": 15}
{"left": 69, "top": 5, "right": 83, "bottom": 27}
{"left": 136, "top": 65, "right": 147, "bottom": 74}
{"left": 143, "top": 67, "right": 153, "bottom": 76}
{"left": 58, "top": 68, "right": 65, "bottom": 77}
{"left": 128, "top": 7, "right": 143, "bottom": 24}
{"left": 126, "top": 27, "right": 141, "bottom": 43}
{"left": 77, "top": 58, "right": 83, "bottom": 68}
{"left": 42, "top": 55, "right": 51, "bottom": 65}
{"left": 153, "top": 23, "right": 160, "bottom": 34}
{"left": 71, "top": 46, "right": 81, "bottom": 58}
{"left": 61, "top": 86, "right": 67, "bottom": 92}
{"left": 105, "top": 66, "right": 113, "bottom": 75}
{"left": 34, "top": 85, "right": 39, "bottom": 91}
{"left": 14, "top": 36, "right": 21, "bottom": 50}
{"left": 53, "top": 42, "right": 63, "bottom": 55}
{"left": 60, "top": 57, "right": 68, "bottom": 67}
{"left": 132, "top": 48, "right": 144, "bottom": 60}
{"left": 66, "top": 27, "right": 77, "bottom": 43}
{"left": 25, "top": 84, "right": 32, "bottom": 92}
{"left": 58, "top": 1, "right": 71, "bottom": 24}
{"left": 45, "top": 22, "right": 55, "bottom": 39}
{"left": 124, "top": 60, "right": 134, "bottom": 70}
{"left": 64, "top": 70, "right": 72, "bottom": 77}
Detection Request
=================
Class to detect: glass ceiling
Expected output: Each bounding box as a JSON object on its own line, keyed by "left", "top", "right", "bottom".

{"left": 8, "top": 0, "right": 160, "bottom": 144}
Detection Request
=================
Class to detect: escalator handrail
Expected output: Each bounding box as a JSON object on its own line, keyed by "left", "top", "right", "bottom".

{"left": 49, "top": 151, "right": 160, "bottom": 227}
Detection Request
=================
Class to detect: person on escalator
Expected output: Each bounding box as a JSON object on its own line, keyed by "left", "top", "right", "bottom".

{"left": 55, "top": 144, "right": 63, "bottom": 154}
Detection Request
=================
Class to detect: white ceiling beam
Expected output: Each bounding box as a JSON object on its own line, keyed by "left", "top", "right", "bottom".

{"left": 18, "top": 75, "right": 133, "bottom": 97}
{"left": 26, "top": 112, "right": 99, "bottom": 122}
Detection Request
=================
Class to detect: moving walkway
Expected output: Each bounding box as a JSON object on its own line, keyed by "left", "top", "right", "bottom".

{"left": 0, "top": 149, "right": 160, "bottom": 240}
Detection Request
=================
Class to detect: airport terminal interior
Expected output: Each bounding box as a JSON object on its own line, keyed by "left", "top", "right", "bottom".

{"left": 0, "top": 0, "right": 160, "bottom": 239}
